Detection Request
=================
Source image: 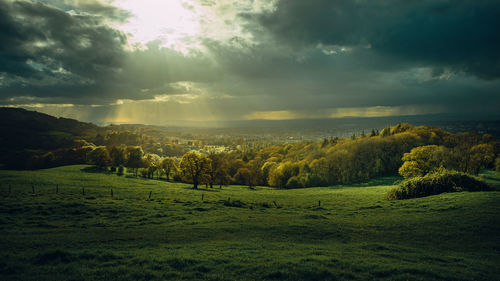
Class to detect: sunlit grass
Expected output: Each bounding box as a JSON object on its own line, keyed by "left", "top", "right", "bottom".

{"left": 0, "top": 165, "right": 499, "bottom": 280}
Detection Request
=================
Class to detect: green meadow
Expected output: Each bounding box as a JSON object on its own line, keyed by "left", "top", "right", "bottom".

{"left": 0, "top": 165, "right": 499, "bottom": 280}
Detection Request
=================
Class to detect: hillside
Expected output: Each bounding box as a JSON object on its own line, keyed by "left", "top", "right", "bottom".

{"left": 0, "top": 108, "right": 103, "bottom": 169}
{"left": 0, "top": 107, "right": 99, "bottom": 135}
{"left": 0, "top": 165, "right": 499, "bottom": 280}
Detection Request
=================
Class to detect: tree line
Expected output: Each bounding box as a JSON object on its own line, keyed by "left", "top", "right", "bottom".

{"left": 60, "top": 123, "right": 499, "bottom": 188}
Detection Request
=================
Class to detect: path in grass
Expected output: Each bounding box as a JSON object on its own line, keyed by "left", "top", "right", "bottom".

{"left": 0, "top": 165, "right": 499, "bottom": 280}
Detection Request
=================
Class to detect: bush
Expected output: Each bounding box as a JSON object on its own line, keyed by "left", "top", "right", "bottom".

{"left": 117, "top": 165, "right": 125, "bottom": 176}
{"left": 387, "top": 169, "right": 490, "bottom": 200}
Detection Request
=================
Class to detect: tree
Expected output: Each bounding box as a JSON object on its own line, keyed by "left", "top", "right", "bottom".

{"left": 214, "top": 166, "right": 230, "bottom": 188}
{"left": 380, "top": 126, "right": 392, "bottom": 137}
{"left": 70, "top": 144, "right": 94, "bottom": 164}
{"left": 234, "top": 167, "right": 252, "bottom": 187}
{"left": 207, "top": 152, "right": 227, "bottom": 188}
{"left": 248, "top": 157, "right": 264, "bottom": 186}
{"left": 398, "top": 161, "right": 424, "bottom": 178}
{"left": 126, "top": 146, "right": 145, "bottom": 176}
{"left": 160, "top": 157, "right": 178, "bottom": 181}
{"left": 268, "top": 161, "right": 300, "bottom": 188}
{"left": 88, "top": 146, "right": 111, "bottom": 169}
{"left": 398, "top": 145, "right": 449, "bottom": 178}
{"left": 390, "top": 123, "right": 414, "bottom": 135}
{"left": 109, "top": 145, "right": 127, "bottom": 168}
{"left": 179, "top": 152, "right": 211, "bottom": 189}
{"left": 468, "top": 143, "right": 495, "bottom": 174}
{"left": 143, "top": 153, "right": 161, "bottom": 178}
{"left": 261, "top": 161, "right": 278, "bottom": 186}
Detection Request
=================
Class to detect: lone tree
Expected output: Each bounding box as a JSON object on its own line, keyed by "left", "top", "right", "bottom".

{"left": 180, "top": 152, "right": 211, "bottom": 189}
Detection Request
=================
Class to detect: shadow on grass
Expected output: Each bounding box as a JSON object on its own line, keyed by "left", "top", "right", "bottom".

{"left": 80, "top": 166, "right": 111, "bottom": 174}
{"left": 328, "top": 175, "right": 403, "bottom": 189}
{"left": 182, "top": 186, "right": 220, "bottom": 192}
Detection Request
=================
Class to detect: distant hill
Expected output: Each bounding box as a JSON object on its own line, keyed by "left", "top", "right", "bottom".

{"left": 0, "top": 107, "right": 102, "bottom": 169}
{"left": 0, "top": 107, "right": 99, "bottom": 135}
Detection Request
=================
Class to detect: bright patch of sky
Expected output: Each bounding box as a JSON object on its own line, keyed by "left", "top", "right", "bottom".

{"left": 113, "top": 0, "right": 276, "bottom": 53}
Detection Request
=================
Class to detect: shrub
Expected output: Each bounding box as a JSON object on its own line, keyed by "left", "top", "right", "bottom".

{"left": 387, "top": 169, "right": 490, "bottom": 200}
{"left": 117, "top": 165, "right": 125, "bottom": 176}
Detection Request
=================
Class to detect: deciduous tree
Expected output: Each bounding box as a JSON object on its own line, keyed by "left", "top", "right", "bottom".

{"left": 160, "top": 157, "right": 178, "bottom": 181}
{"left": 179, "top": 152, "right": 211, "bottom": 189}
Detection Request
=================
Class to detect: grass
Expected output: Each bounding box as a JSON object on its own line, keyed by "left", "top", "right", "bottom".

{"left": 0, "top": 165, "right": 499, "bottom": 280}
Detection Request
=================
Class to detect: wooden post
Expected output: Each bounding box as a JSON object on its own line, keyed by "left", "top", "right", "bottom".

{"left": 228, "top": 197, "right": 230, "bottom": 202}
{"left": 318, "top": 200, "right": 321, "bottom": 207}
{"left": 149, "top": 191, "right": 152, "bottom": 200}
{"left": 82, "top": 187, "right": 85, "bottom": 195}
{"left": 273, "top": 201, "right": 278, "bottom": 208}
{"left": 111, "top": 189, "right": 113, "bottom": 197}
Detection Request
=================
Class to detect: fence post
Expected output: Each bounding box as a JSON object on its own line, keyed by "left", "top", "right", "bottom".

{"left": 149, "top": 191, "right": 152, "bottom": 200}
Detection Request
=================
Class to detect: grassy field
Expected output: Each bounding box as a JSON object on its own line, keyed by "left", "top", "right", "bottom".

{"left": 0, "top": 165, "right": 499, "bottom": 280}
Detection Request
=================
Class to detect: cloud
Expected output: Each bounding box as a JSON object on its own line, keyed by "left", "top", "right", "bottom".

{"left": 65, "top": 0, "right": 131, "bottom": 22}
{"left": 0, "top": 0, "right": 220, "bottom": 105}
{"left": 0, "top": 0, "right": 127, "bottom": 99}
{"left": 1, "top": 0, "right": 499, "bottom": 123}
{"left": 247, "top": 0, "right": 500, "bottom": 80}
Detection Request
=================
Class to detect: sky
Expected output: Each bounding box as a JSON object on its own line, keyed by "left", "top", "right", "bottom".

{"left": 1, "top": 0, "right": 499, "bottom": 125}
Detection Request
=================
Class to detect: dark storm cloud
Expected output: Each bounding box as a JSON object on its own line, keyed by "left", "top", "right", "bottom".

{"left": 68, "top": 0, "right": 131, "bottom": 22}
{"left": 202, "top": 37, "right": 500, "bottom": 114}
{"left": 1, "top": 0, "right": 499, "bottom": 121}
{"left": 37, "top": 0, "right": 131, "bottom": 22}
{"left": 0, "top": 0, "right": 218, "bottom": 104}
{"left": 0, "top": 0, "right": 127, "bottom": 99}
{"left": 248, "top": 0, "right": 500, "bottom": 80}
